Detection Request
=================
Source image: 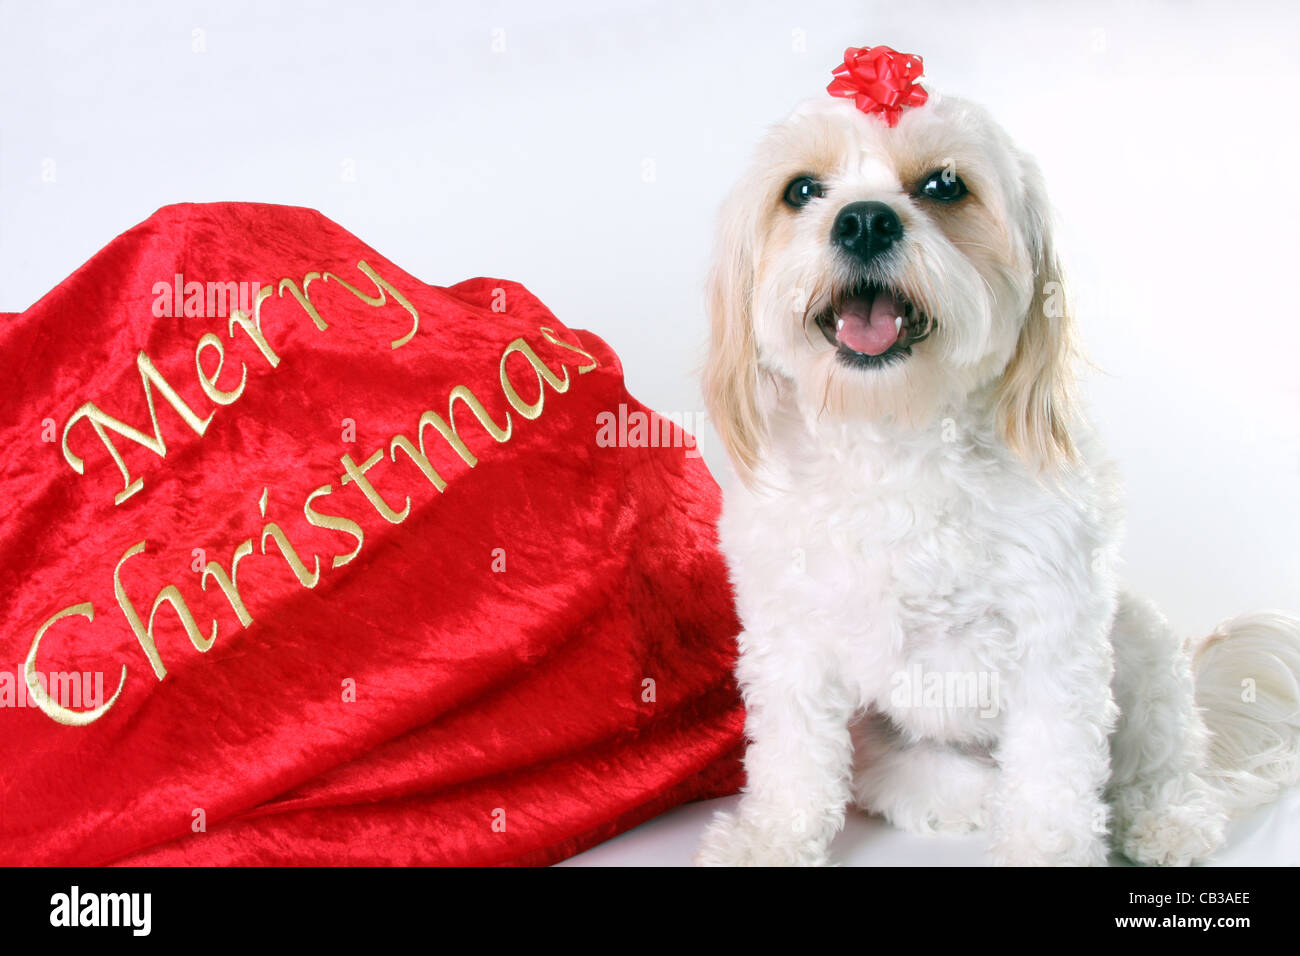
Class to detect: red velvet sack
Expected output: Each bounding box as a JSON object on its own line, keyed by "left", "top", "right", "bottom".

{"left": 0, "top": 203, "right": 743, "bottom": 865}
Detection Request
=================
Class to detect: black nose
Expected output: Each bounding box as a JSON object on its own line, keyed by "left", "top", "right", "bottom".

{"left": 831, "top": 201, "right": 903, "bottom": 263}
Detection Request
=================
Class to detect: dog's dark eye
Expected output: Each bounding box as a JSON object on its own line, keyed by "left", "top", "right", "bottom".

{"left": 783, "top": 176, "right": 825, "bottom": 209}
{"left": 918, "top": 170, "right": 968, "bottom": 203}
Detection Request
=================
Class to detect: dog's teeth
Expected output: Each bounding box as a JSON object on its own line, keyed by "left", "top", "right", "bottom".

{"left": 836, "top": 319, "right": 844, "bottom": 330}
{"left": 894, "top": 315, "right": 903, "bottom": 332}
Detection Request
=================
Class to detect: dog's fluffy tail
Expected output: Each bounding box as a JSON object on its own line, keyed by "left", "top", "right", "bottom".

{"left": 1192, "top": 610, "right": 1300, "bottom": 813}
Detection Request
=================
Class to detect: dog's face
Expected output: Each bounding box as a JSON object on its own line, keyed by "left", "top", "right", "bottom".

{"left": 705, "top": 94, "right": 1074, "bottom": 481}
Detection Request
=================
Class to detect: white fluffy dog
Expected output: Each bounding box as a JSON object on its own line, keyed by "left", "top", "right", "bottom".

{"left": 695, "top": 52, "right": 1300, "bottom": 867}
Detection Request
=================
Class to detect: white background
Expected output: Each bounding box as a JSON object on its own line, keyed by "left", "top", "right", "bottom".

{"left": 2, "top": 0, "right": 1297, "bottom": 865}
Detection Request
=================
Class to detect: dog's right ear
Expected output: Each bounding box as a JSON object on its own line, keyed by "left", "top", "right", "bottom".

{"left": 702, "top": 188, "right": 765, "bottom": 485}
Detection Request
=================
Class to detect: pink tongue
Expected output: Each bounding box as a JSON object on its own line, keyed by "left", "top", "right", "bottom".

{"left": 835, "top": 291, "right": 903, "bottom": 356}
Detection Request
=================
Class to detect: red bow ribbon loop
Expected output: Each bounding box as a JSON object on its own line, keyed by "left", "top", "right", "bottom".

{"left": 827, "top": 45, "right": 928, "bottom": 127}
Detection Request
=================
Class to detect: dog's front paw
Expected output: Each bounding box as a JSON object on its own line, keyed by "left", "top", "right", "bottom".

{"left": 694, "top": 811, "right": 753, "bottom": 866}
{"left": 694, "top": 809, "right": 831, "bottom": 867}
{"left": 990, "top": 810, "right": 1110, "bottom": 867}
{"left": 991, "top": 831, "right": 1109, "bottom": 867}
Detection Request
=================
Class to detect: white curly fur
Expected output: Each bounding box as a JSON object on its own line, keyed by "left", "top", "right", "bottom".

{"left": 695, "top": 92, "right": 1300, "bottom": 867}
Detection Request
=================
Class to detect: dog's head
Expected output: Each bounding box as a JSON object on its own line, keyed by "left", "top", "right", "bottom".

{"left": 704, "top": 89, "right": 1075, "bottom": 483}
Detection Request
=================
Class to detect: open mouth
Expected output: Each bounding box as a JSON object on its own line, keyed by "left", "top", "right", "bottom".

{"left": 813, "top": 283, "right": 932, "bottom": 369}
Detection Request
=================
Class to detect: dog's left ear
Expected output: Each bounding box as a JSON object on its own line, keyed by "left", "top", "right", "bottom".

{"left": 995, "top": 153, "right": 1078, "bottom": 473}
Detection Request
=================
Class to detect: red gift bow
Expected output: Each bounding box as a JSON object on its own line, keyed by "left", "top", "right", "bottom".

{"left": 827, "top": 45, "right": 928, "bottom": 126}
